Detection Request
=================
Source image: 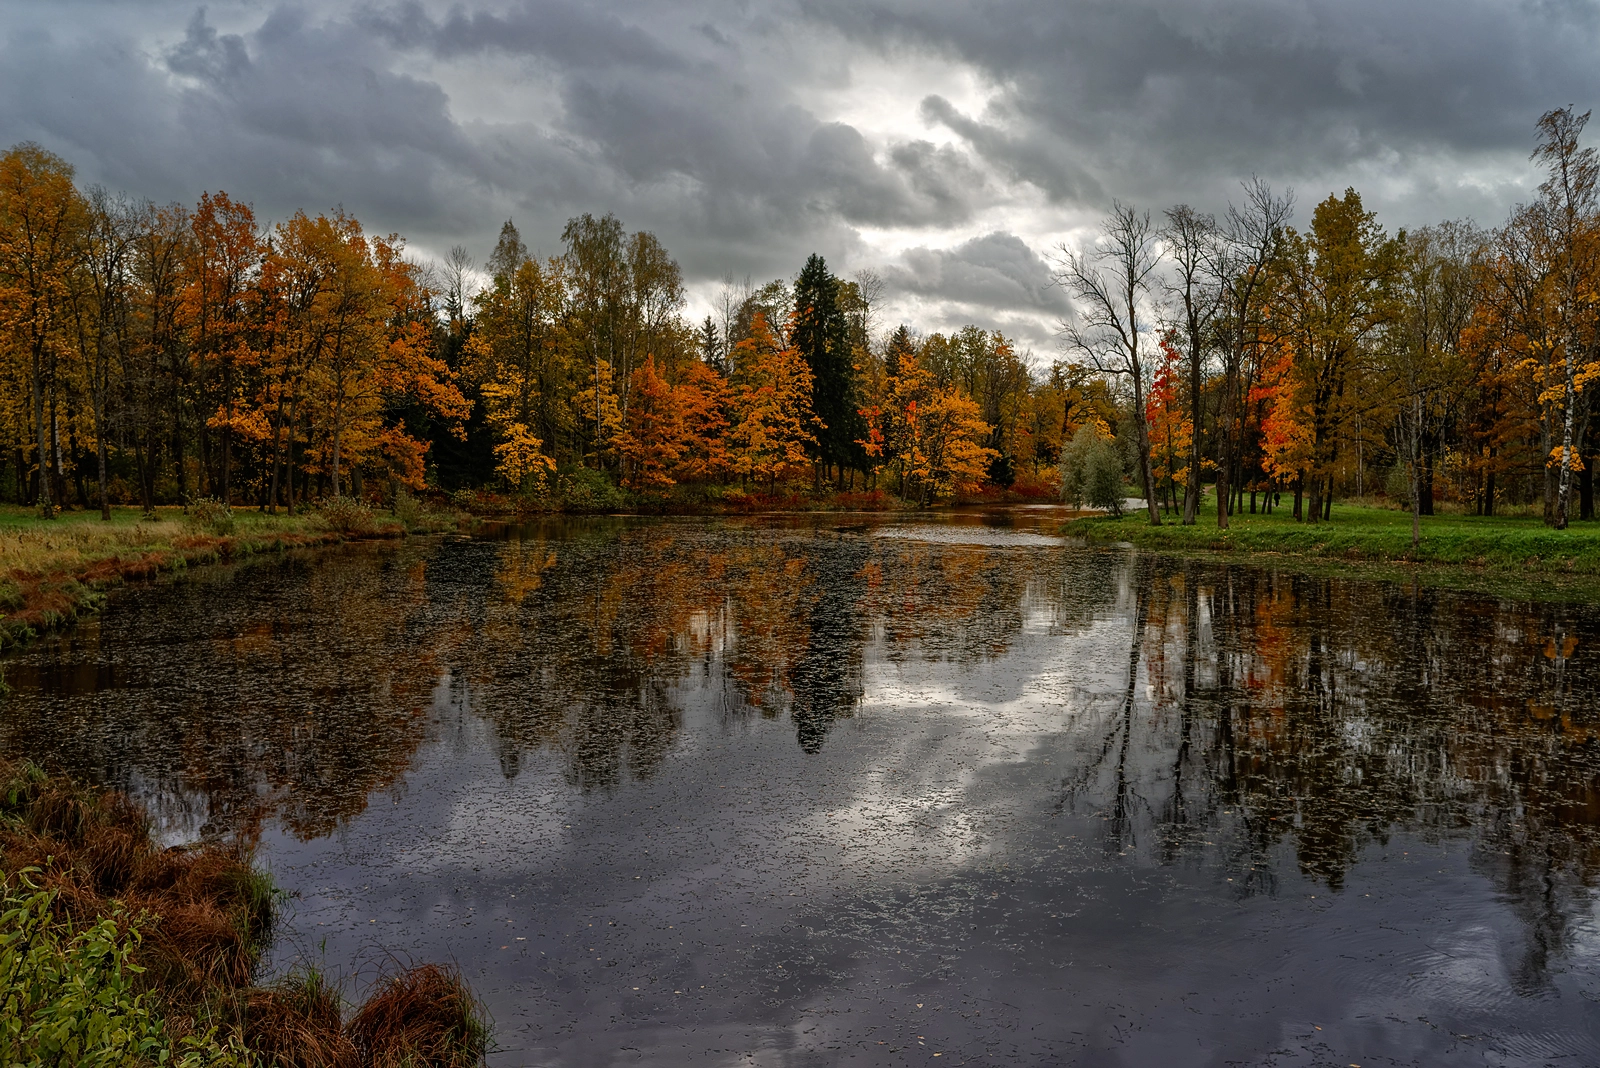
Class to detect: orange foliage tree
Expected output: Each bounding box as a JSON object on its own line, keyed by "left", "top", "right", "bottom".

{"left": 727, "top": 312, "right": 816, "bottom": 490}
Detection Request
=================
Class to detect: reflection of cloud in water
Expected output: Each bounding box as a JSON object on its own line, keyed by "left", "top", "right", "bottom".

{"left": 872, "top": 524, "right": 1063, "bottom": 547}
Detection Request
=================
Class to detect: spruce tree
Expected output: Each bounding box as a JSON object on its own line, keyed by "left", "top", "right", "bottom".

{"left": 792, "top": 254, "right": 865, "bottom": 477}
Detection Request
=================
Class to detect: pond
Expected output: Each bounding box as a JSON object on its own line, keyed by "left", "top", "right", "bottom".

{"left": 2, "top": 512, "right": 1598, "bottom": 1066}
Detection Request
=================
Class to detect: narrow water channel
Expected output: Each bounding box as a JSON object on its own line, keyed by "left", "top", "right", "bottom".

{"left": 3, "top": 513, "right": 1598, "bottom": 1065}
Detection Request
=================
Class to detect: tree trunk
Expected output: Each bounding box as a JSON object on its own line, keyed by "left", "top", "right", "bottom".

{"left": 1410, "top": 458, "right": 1422, "bottom": 548}
{"left": 31, "top": 340, "right": 54, "bottom": 518}
{"left": 1420, "top": 451, "right": 1435, "bottom": 516}
{"left": 1132, "top": 373, "right": 1161, "bottom": 526}
{"left": 330, "top": 424, "right": 343, "bottom": 498}
{"left": 1484, "top": 451, "right": 1496, "bottom": 517}
{"left": 1555, "top": 349, "right": 1577, "bottom": 528}
{"left": 1293, "top": 476, "right": 1303, "bottom": 520}
{"left": 1583, "top": 455, "right": 1594, "bottom": 520}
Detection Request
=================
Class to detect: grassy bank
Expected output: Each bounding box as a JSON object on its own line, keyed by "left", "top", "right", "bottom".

{"left": 0, "top": 502, "right": 454, "bottom": 651}
{"left": 1065, "top": 497, "right": 1600, "bottom": 591}
{"left": 0, "top": 762, "right": 487, "bottom": 1066}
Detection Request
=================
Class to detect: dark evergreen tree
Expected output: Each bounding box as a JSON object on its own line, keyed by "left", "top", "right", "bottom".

{"left": 699, "top": 315, "right": 724, "bottom": 374}
{"left": 884, "top": 324, "right": 915, "bottom": 379}
{"left": 792, "top": 254, "right": 865, "bottom": 477}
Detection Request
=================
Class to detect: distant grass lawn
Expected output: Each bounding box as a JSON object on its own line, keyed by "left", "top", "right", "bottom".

{"left": 1066, "top": 494, "right": 1600, "bottom": 586}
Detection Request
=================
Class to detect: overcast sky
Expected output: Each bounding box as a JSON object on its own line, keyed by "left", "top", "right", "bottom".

{"left": 4, "top": 0, "right": 1597, "bottom": 352}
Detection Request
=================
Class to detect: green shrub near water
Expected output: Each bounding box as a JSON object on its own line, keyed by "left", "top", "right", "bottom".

{"left": 1059, "top": 425, "right": 1127, "bottom": 515}
{"left": 0, "top": 872, "right": 249, "bottom": 1067}
{"left": 314, "top": 497, "right": 375, "bottom": 535}
{"left": 555, "top": 467, "right": 627, "bottom": 513}
{"left": 183, "top": 499, "right": 235, "bottom": 538}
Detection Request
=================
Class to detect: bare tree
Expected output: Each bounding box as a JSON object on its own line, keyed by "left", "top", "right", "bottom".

{"left": 1532, "top": 107, "right": 1599, "bottom": 529}
{"left": 1160, "top": 205, "right": 1222, "bottom": 525}
{"left": 715, "top": 272, "right": 752, "bottom": 373}
{"left": 441, "top": 244, "right": 476, "bottom": 327}
{"left": 1211, "top": 178, "right": 1294, "bottom": 529}
{"left": 1055, "top": 202, "right": 1164, "bottom": 525}
{"left": 851, "top": 267, "right": 885, "bottom": 348}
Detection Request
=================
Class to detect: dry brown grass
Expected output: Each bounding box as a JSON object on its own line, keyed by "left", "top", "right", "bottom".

{"left": 241, "top": 972, "right": 362, "bottom": 1068}
{"left": 0, "top": 762, "right": 488, "bottom": 1066}
{"left": 0, "top": 761, "right": 275, "bottom": 1011}
{"left": 347, "top": 963, "right": 488, "bottom": 1068}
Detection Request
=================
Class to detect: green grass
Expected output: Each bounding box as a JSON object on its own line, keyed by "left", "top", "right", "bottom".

{"left": 1066, "top": 493, "right": 1600, "bottom": 598}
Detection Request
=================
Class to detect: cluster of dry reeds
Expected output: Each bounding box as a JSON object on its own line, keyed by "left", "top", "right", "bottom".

{"left": 0, "top": 762, "right": 487, "bottom": 1066}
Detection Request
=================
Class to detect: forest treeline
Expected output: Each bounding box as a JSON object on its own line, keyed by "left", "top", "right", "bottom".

{"left": 0, "top": 106, "right": 1597, "bottom": 523}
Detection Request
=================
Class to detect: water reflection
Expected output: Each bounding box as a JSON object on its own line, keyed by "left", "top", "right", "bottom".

{"left": 1, "top": 516, "right": 1598, "bottom": 1060}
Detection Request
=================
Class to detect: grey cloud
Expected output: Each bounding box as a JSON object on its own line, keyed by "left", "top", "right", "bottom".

{"left": 919, "top": 95, "right": 1100, "bottom": 204}
{"left": 357, "top": 0, "right": 686, "bottom": 71}
{"left": 4, "top": 0, "right": 1596, "bottom": 349}
{"left": 810, "top": 0, "right": 1600, "bottom": 221}
{"left": 887, "top": 231, "right": 1066, "bottom": 317}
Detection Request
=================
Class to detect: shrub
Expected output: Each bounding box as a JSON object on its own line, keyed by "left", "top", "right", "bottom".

{"left": 316, "top": 496, "right": 374, "bottom": 535}
{"left": 241, "top": 970, "right": 359, "bottom": 1068}
{"left": 392, "top": 490, "right": 456, "bottom": 534}
{"left": 184, "top": 498, "right": 236, "bottom": 537}
{"left": 1060, "top": 425, "right": 1127, "bottom": 515}
{"left": 0, "top": 872, "right": 251, "bottom": 1068}
{"left": 556, "top": 467, "right": 626, "bottom": 513}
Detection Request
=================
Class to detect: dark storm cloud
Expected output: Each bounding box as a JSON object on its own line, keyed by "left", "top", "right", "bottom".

{"left": 804, "top": 0, "right": 1600, "bottom": 217}
{"left": 1, "top": 0, "right": 1596, "bottom": 338}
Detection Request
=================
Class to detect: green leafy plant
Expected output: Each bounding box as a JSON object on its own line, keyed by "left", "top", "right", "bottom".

{"left": 0, "top": 870, "right": 251, "bottom": 1067}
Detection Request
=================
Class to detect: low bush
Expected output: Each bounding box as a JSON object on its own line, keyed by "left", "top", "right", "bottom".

{"left": 315, "top": 496, "right": 375, "bottom": 535}
{"left": 184, "top": 498, "right": 236, "bottom": 537}
{"left": 555, "top": 467, "right": 627, "bottom": 513}
{"left": 348, "top": 963, "right": 487, "bottom": 1068}
{"left": 391, "top": 491, "right": 457, "bottom": 534}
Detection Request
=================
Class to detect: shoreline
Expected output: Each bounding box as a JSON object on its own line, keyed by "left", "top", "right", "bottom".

{"left": 0, "top": 508, "right": 411, "bottom": 651}
{"left": 1064, "top": 505, "right": 1600, "bottom": 602}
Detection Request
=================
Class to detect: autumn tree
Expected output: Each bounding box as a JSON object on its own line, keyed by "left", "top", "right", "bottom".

{"left": 1211, "top": 179, "right": 1294, "bottom": 528}
{"left": 0, "top": 144, "right": 86, "bottom": 516}
{"left": 1160, "top": 204, "right": 1222, "bottom": 524}
{"left": 69, "top": 188, "right": 136, "bottom": 518}
{"left": 1530, "top": 107, "right": 1600, "bottom": 528}
{"left": 186, "top": 191, "right": 261, "bottom": 506}
{"left": 727, "top": 312, "right": 815, "bottom": 490}
{"left": 617, "top": 356, "right": 687, "bottom": 492}
{"left": 1269, "top": 188, "right": 1405, "bottom": 523}
{"left": 470, "top": 223, "right": 570, "bottom": 482}
{"left": 1146, "top": 335, "right": 1193, "bottom": 513}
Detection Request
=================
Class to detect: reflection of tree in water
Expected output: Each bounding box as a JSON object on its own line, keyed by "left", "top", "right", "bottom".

{"left": 788, "top": 535, "right": 870, "bottom": 753}
{"left": 0, "top": 542, "right": 451, "bottom": 839}
{"left": 1058, "top": 558, "right": 1600, "bottom": 987}
{"left": 464, "top": 526, "right": 1084, "bottom": 771}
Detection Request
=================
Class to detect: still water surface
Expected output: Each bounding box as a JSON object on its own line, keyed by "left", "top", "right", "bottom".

{"left": 3, "top": 512, "right": 1599, "bottom": 1066}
